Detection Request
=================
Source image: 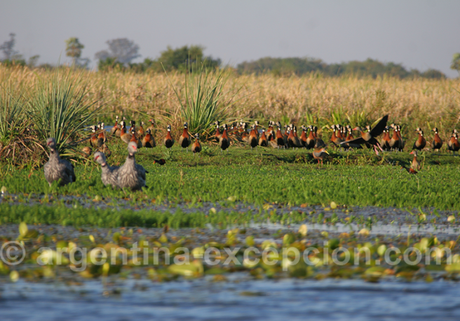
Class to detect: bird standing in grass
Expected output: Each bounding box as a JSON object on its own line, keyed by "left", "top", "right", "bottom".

{"left": 219, "top": 124, "right": 230, "bottom": 151}
{"left": 164, "top": 125, "right": 174, "bottom": 148}
{"left": 275, "top": 122, "right": 285, "bottom": 149}
{"left": 118, "top": 142, "right": 147, "bottom": 191}
{"left": 120, "top": 121, "right": 132, "bottom": 144}
{"left": 413, "top": 128, "right": 426, "bottom": 151}
{"left": 192, "top": 133, "right": 202, "bottom": 154}
{"left": 179, "top": 122, "right": 191, "bottom": 150}
{"left": 432, "top": 127, "right": 443, "bottom": 152}
{"left": 97, "top": 123, "right": 107, "bottom": 147}
{"left": 142, "top": 128, "right": 156, "bottom": 148}
{"left": 259, "top": 129, "right": 268, "bottom": 147}
{"left": 44, "top": 138, "right": 76, "bottom": 186}
{"left": 249, "top": 124, "right": 258, "bottom": 149}
{"left": 90, "top": 126, "right": 98, "bottom": 148}
{"left": 410, "top": 150, "right": 421, "bottom": 171}
{"left": 313, "top": 146, "right": 329, "bottom": 165}
{"left": 111, "top": 116, "right": 121, "bottom": 136}
{"left": 94, "top": 151, "right": 119, "bottom": 188}
{"left": 341, "top": 115, "right": 388, "bottom": 155}
{"left": 447, "top": 130, "right": 459, "bottom": 155}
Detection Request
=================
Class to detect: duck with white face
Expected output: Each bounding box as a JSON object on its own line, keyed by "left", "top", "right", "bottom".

{"left": 192, "top": 133, "right": 202, "bottom": 154}
{"left": 44, "top": 138, "right": 76, "bottom": 187}
{"left": 432, "top": 127, "right": 443, "bottom": 152}
{"left": 179, "top": 122, "right": 191, "bottom": 149}
{"left": 164, "top": 125, "right": 175, "bottom": 148}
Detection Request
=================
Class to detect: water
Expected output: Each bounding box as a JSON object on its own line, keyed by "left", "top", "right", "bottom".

{"left": 2, "top": 277, "right": 460, "bottom": 320}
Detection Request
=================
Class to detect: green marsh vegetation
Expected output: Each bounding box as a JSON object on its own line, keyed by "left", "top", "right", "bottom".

{"left": 0, "top": 64, "right": 459, "bottom": 229}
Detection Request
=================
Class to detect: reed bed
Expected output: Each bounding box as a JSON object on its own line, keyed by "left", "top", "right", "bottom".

{"left": 1, "top": 65, "right": 459, "bottom": 145}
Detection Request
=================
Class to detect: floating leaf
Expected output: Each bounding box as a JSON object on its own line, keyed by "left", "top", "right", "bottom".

{"left": 298, "top": 224, "right": 308, "bottom": 237}
{"left": 19, "top": 222, "right": 28, "bottom": 237}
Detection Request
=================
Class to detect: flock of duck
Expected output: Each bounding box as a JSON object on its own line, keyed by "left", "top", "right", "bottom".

{"left": 44, "top": 114, "right": 460, "bottom": 190}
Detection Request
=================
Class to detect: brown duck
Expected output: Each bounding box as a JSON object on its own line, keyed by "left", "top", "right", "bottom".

{"left": 341, "top": 115, "right": 388, "bottom": 154}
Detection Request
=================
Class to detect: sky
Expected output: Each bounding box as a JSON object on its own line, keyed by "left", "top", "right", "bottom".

{"left": 1, "top": 0, "right": 459, "bottom": 77}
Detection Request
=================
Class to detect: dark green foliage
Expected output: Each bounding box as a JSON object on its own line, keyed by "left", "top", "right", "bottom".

{"left": 237, "top": 57, "right": 446, "bottom": 79}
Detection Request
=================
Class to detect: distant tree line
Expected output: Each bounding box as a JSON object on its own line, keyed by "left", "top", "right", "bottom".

{"left": 236, "top": 57, "right": 446, "bottom": 79}
{"left": 0, "top": 33, "right": 456, "bottom": 79}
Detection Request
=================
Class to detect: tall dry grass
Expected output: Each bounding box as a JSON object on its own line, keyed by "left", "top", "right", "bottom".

{"left": 2, "top": 65, "right": 459, "bottom": 143}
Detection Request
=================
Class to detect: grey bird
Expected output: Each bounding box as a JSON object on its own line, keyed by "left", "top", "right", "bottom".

{"left": 94, "top": 151, "right": 120, "bottom": 188}
{"left": 117, "top": 141, "right": 147, "bottom": 191}
{"left": 44, "top": 138, "right": 76, "bottom": 186}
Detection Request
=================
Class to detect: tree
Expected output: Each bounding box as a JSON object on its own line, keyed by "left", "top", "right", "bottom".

{"left": 65, "top": 37, "right": 90, "bottom": 68}
{"left": 451, "top": 53, "right": 460, "bottom": 77}
{"left": 65, "top": 37, "right": 84, "bottom": 66}
{"left": 0, "top": 33, "right": 22, "bottom": 61}
{"left": 155, "top": 45, "right": 221, "bottom": 72}
{"left": 95, "top": 38, "right": 141, "bottom": 65}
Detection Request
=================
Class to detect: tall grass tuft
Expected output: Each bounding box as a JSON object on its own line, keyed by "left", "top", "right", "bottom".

{"left": 0, "top": 80, "right": 29, "bottom": 145}
{"left": 170, "top": 63, "right": 239, "bottom": 137}
{"left": 27, "top": 68, "right": 101, "bottom": 154}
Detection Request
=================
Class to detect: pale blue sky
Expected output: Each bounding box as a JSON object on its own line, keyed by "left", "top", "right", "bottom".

{"left": 1, "top": 0, "right": 459, "bottom": 77}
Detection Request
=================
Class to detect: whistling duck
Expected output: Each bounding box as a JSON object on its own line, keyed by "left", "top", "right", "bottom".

{"left": 305, "top": 125, "right": 316, "bottom": 149}
{"left": 142, "top": 128, "right": 156, "bottom": 148}
{"left": 389, "top": 124, "right": 401, "bottom": 151}
{"left": 249, "top": 124, "right": 258, "bottom": 149}
{"left": 129, "top": 128, "right": 141, "bottom": 148}
{"left": 313, "top": 146, "right": 329, "bottom": 165}
{"left": 137, "top": 121, "right": 145, "bottom": 138}
{"left": 214, "top": 121, "right": 222, "bottom": 142}
{"left": 341, "top": 115, "right": 388, "bottom": 155}
{"left": 153, "top": 159, "right": 166, "bottom": 165}
{"left": 94, "top": 151, "right": 120, "bottom": 188}
{"left": 413, "top": 128, "right": 426, "bottom": 151}
{"left": 330, "top": 125, "right": 340, "bottom": 148}
{"left": 447, "top": 131, "right": 460, "bottom": 155}
{"left": 432, "top": 128, "right": 443, "bottom": 152}
{"left": 192, "top": 133, "right": 202, "bottom": 154}
{"left": 118, "top": 141, "right": 147, "bottom": 191}
{"left": 240, "top": 123, "right": 250, "bottom": 143}
{"left": 313, "top": 126, "right": 326, "bottom": 148}
{"left": 179, "top": 122, "right": 191, "bottom": 149}
{"left": 275, "top": 122, "right": 285, "bottom": 149}
{"left": 120, "top": 121, "right": 132, "bottom": 144}
{"left": 287, "top": 126, "right": 297, "bottom": 148}
{"left": 164, "top": 125, "right": 174, "bottom": 148}
{"left": 97, "top": 123, "right": 107, "bottom": 147}
{"left": 111, "top": 116, "right": 120, "bottom": 136}
{"left": 293, "top": 126, "right": 301, "bottom": 147}
{"left": 266, "top": 121, "right": 275, "bottom": 140}
{"left": 97, "top": 139, "right": 112, "bottom": 158}
{"left": 410, "top": 150, "right": 421, "bottom": 171}
{"left": 90, "top": 126, "right": 98, "bottom": 147}
{"left": 219, "top": 124, "right": 230, "bottom": 151}
{"left": 300, "top": 126, "right": 308, "bottom": 148}
{"left": 259, "top": 128, "right": 268, "bottom": 147}
{"left": 381, "top": 126, "right": 391, "bottom": 151}
{"left": 44, "top": 138, "right": 76, "bottom": 187}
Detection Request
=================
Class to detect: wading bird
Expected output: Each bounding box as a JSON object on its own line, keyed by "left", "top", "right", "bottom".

{"left": 118, "top": 142, "right": 147, "bottom": 191}
{"left": 94, "top": 151, "right": 119, "bottom": 188}
{"left": 44, "top": 138, "right": 76, "bottom": 186}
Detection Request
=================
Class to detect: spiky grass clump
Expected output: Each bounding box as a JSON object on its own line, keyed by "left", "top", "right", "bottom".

{"left": 171, "top": 63, "right": 239, "bottom": 137}
{"left": 27, "top": 68, "right": 101, "bottom": 155}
